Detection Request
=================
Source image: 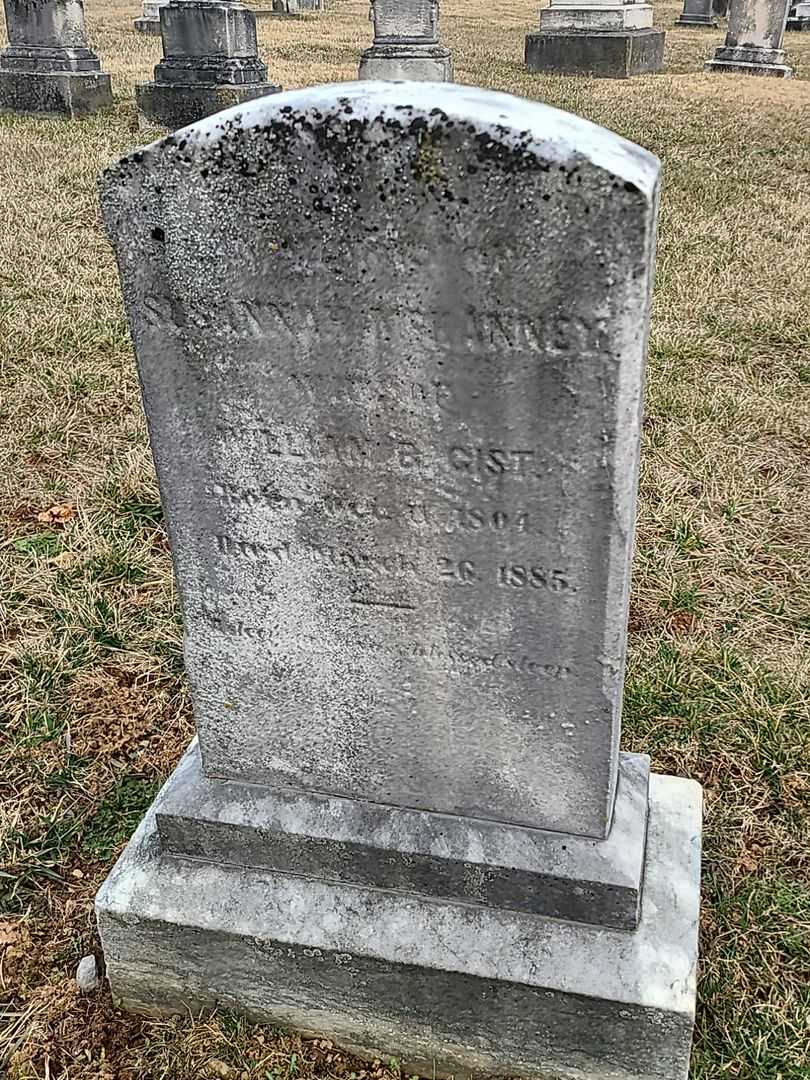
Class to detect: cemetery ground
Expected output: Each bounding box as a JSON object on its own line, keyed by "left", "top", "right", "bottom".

{"left": 0, "top": 0, "right": 808, "bottom": 1077}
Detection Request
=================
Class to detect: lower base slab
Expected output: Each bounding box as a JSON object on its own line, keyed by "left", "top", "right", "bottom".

{"left": 97, "top": 773, "right": 701, "bottom": 1080}
{"left": 358, "top": 46, "right": 453, "bottom": 82}
{"left": 0, "top": 69, "right": 112, "bottom": 117}
{"left": 525, "top": 28, "right": 665, "bottom": 77}
{"left": 136, "top": 80, "right": 281, "bottom": 130}
{"left": 704, "top": 58, "right": 792, "bottom": 76}
{"left": 674, "top": 15, "right": 717, "bottom": 25}
{"left": 786, "top": 16, "right": 810, "bottom": 28}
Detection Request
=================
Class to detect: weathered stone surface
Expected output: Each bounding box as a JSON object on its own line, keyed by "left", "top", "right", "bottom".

{"left": 0, "top": 0, "right": 112, "bottom": 117}
{"left": 136, "top": 0, "right": 280, "bottom": 130}
{"left": 272, "top": 0, "right": 324, "bottom": 11}
{"left": 97, "top": 84, "right": 703, "bottom": 1079}
{"left": 136, "top": 81, "right": 279, "bottom": 129}
{"left": 706, "top": 0, "right": 792, "bottom": 74}
{"left": 100, "top": 82, "right": 659, "bottom": 841}
{"left": 134, "top": 0, "right": 168, "bottom": 34}
{"left": 525, "top": 27, "right": 665, "bottom": 76}
{"left": 525, "top": 0, "right": 664, "bottom": 76}
{"left": 76, "top": 954, "right": 100, "bottom": 993}
{"left": 97, "top": 768, "right": 702, "bottom": 1080}
{"left": 157, "top": 740, "right": 651, "bottom": 928}
{"left": 359, "top": 0, "right": 452, "bottom": 81}
{"left": 786, "top": 0, "right": 810, "bottom": 28}
{"left": 0, "top": 68, "right": 112, "bottom": 115}
{"left": 675, "top": 0, "right": 717, "bottom": 26}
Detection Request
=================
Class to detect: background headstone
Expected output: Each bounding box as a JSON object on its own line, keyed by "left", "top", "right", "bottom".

{"left": 525, "top": 0, "right": 665, "bottom": 77}
{"left": 676, "top": 0, "right": 718, "bottom": 26}
{"left": 96, "top": 82, "right": 702, "bottom": 1080}
{"left": 786, "top": 0, "right": 810, "bottom": 28}
{"left": 134, "top": 0, "right": 169, "bottom": 36}
{"left": 359, "top": 0, "right": 452, "bottom": 80}
{"left": 0, "top": 0, "right": 112, "bottom": 117}
{"left": 136, "top": 0, "right": 281, "bottom": 130}
{"left": 272, "top": 0, "right": 324, "bottom": 11}
{"left": 706, "top": 0, "right": 792, "bottom": 74}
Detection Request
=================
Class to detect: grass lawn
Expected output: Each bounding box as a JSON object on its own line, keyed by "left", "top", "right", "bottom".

{"left": 1, "top": 0, "right": 809, "bottom": 1077}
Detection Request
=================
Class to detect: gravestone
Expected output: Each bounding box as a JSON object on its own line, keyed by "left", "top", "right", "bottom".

{"left": 525, "top": 0, "right": 664, "bottom": 77}
{"left": 676, "top": 0, "right": 717, "bottom": 27}
{"left": 134, "top": 0, "right": 169, "bottom": 35}
{"left": 359, "top": 0, "right": 452, "bottom": 80}
{"left": 706, "top": 0, "right": 791, "bottom": 73}
{"left": 136, "top": 0, "right": 280, "bottom": 130}
{"left": 96, "top": 81, "right": 703, "bottom": 1080}
{"left": 786, "top": 0, "right": 810, "bottom": 29}
{"left": 0, "top": 0, "right": 112, "bottom": 117}
{"left": 271, "top": 0, "right": 324, "bottom": 11}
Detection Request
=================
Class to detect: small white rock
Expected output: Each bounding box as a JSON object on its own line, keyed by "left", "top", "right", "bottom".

{"left": 76, "top": 954, "right": 100, "bottom": 993}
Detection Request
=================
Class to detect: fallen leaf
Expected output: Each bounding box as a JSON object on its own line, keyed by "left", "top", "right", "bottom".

{"left": 51, "top": 550, "right": 77, "bottom": 569}
{"left": 37, "top": 502, "right": 76, "bottom": 525}
{"left": 0, "top": 921, "right": 20, "bottom": 947}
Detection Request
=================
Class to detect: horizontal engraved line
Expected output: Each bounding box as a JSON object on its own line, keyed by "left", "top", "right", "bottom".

{"left": 351, "top": 597, "right": 416, "bottom": 611}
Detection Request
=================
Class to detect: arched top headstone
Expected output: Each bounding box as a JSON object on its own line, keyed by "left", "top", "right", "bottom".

{"left": 102, "top": 82, "right": 660, "bottom": 839}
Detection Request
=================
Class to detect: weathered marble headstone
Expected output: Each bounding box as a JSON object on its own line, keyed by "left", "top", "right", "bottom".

{"left": 0, "top": 0, "right": 112, "bottom": 117}
{"left": 136, "top": 0, "right": 280, "bottom": 130}
{"left": 96, "top": 82, "right": 703, "bottom": 1080}
{"left": 134, "top": 0, "right": 169, "bottom": 35}
{"left": 706, "top": 0, "right": 792, "bottom": 73}
{"left": 359, "top": 0, "right": 452, "bottom": 81}
{"left": 525, "top": 0, "right": 664, "bottom": 77}
{"left": 786, "top": 0, "right": 810, "bottom": 29}
{"left": 676, "top": 0, "right": 717, "bottom": 27}
{"left": 272, "top": 0, "right": 324, "bottom": 11}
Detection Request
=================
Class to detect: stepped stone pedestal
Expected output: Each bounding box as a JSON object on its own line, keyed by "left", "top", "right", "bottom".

{"left": 525, "top": 0, "right": 664, "bottom": 77}
{"left": 0, "top": 0, "right": 112, "bottom": 117}
{"left": 136, "top": 0, "right": 280, "bottom": 130}
{"left": 676, "top": 0, "right": 718, "bottom": 26}
{"left": 96, "top": 81, "right": 702, "bottom": 1080}
{"left": 706, "top": 0, "right": 792, "bottom": 73}
{"left": 359, "top": 0, "right": 452, "bottom": 81}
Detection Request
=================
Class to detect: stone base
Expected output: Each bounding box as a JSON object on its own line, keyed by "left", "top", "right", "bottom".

{"left": 156, "top": 742, "right": 651, "bottom": 929}
{"left": 136, "top": 79, "right": 281, "bottom": 130}
{"left": 674, "top": 14, "right": 717, "bottom": 25}
{"left": 705, "top": 45, "right": 792, "bottom": 75}
{"left": 786, "top": 15, "right": 810, "bottom": 28}
{"left": 133, "top": 16, "right": 162, "bottom": 33}
{"left": 97, "top": 749, "right": 702, "bottom": 1080}
{"left": 525, "top": 28, "right": 665, "bottom": 78}
{"left": 0, "top": 68, "right": 112, "bottom": 117}
{"left": 358, "top": 45, "right": 453, "bottom": 82}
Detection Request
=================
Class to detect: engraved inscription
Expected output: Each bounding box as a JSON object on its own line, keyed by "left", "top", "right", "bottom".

{"left": 210, "top": 481, "right": 535, "bottom": 536}
{"left": 497, "top": 565, "right": 575, "bottom": 592}
{"left": 213, "top": 535, "right": 577, "bottom": 595}
{"left": 141, "top": 295, "right": 547, "bottom": 358}
{"left": 214, "top": 534, "right": 418, "bottom": 578}
{"left": 410, "top": 643, "right": 571, "bottom": 680}
{"left": 196, "top": 607, "right": 273, "bottom": 640}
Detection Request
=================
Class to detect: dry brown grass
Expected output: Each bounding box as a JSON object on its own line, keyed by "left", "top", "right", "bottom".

{"left": 1, "top": 1, "right": 809, "bottom": 1078}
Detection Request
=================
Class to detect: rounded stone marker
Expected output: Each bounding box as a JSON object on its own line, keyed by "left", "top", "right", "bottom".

{"left": 76, "top": 953, "right": 100, "bottom": 993}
